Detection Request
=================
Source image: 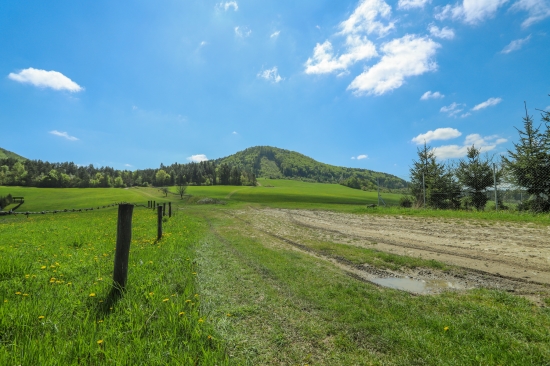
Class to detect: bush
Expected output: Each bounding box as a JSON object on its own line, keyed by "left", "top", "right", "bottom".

{"left": 399, "top": 195, "right": 413, "bottom": 208}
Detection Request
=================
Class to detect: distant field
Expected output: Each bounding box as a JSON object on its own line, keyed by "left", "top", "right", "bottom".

{"left": 0, "top": 187, "right": 171, "bottom": 212}
{"left": 186, "top": 178, "right": 402, "bottom": 206}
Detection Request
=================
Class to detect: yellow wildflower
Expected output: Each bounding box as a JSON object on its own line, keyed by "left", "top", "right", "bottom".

{"left": 15, "top": 292, "right": 21, "bottom": 295}
{"left": 40, "top": 266, "right": 46, "bottom": 270}
{"left": 38, "top": 315, "right": 45, "bottom": 320}
{"left": 198, "top": 318, "right": 204, "bottom": 323}
{"left": 89, "top": 293, "right": 96, "bottom": 297}
{"left": 444, "top": 326, "right": 449, "bottom": 332}
{"left": 162, "top": 298, "right": 169, "bottom": 302}
{"left": 179, "top": 312, "right": 185, "bottom": 316}
{"left": 97, "top": 340, "right": 104, "bottom": 345}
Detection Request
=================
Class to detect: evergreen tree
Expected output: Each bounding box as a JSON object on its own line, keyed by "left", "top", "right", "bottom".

{"left": 456, "top": 145, "right": 498, "bottom": 210}
{"left": 503, "top": 104, "right": 550, "bottom": 212}
{"left": 409, "top": 143, "right": 460, "bottom": 209}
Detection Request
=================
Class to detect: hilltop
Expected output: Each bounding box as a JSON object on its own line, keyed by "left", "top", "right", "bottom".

{"left": 216, "top": 146, "right": 407, "bottom": 190}
{"left": 0, "top": 147, "right": 26, "bottom": 161}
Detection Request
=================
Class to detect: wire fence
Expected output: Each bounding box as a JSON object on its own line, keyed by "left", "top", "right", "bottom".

{"left": 395, "top": 162, "right": 550, "bottom": 212}
{"left": 0, "top": 202, "right": 156, "bottom": 217}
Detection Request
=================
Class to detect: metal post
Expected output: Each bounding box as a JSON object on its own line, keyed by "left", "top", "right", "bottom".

{"left": 113, "top": 204, "right": 134, "bottom": 291}
{"left": 169, "top": 202, "right": 172, "bottom": 218}
{"left": 493, "top": 163, "right": 498, "bottom": 211}
{"left": 377, "top": 178, "right": 380, "bottom": 206}
{"left": 422, "top": 172, "right": 426, "bottom": 208}
{"left": 163, "top": 203, "right": 166, "bottom": 217}
{"left": 157, "top": 205, "right": 163, "bottom": 240}
{"left": 153, "top": 201, "right": 156, "bottom": 211}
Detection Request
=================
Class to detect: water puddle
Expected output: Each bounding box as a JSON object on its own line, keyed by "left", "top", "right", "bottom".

{"left": 371, "top": 277, "right": 463, "bottom": 294}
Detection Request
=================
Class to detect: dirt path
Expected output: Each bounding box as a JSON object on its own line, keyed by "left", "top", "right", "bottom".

{"left": 228, "top": 207, "right": 550, "bottom": 302}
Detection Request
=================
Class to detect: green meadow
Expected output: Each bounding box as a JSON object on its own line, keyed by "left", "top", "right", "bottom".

{"left": 1, "top": 182, "right": 550, "bottom": 364}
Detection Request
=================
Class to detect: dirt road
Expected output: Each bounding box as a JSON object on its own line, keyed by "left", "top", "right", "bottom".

{"left": 231, "top": 207, "right": 550, "bottom": 302}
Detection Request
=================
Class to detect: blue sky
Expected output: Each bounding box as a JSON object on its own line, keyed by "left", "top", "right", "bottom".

{"left": 1, "top": 0, "right": 549, "bottom": 180}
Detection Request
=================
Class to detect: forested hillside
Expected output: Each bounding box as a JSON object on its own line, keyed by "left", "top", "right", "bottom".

{"left": 0, "top": 145, "right": 406, "bottom": 191}
{"left": 0, "top": 147, "right": 26, "bottom": 161}
{"left": 217, "top": 146, "right": 407, "bottom": 190}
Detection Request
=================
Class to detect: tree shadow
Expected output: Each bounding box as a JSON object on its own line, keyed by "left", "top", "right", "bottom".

{"left": 96, "top": 283, "right": 125, "bottom": 317}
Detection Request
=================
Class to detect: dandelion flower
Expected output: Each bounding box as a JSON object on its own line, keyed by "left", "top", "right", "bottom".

{"left": 149, "top": 292, "right": 154, "bottom": 296}
{"left": 444, "top": 326, "right": 449, "bottom": 331}
{"left": 207, "top": 335, "right": 212, "bottom": 339}
{"left": 185, "top": 300, "right": 191, "bottom": 303}
{"left": 4, "top": 299, "right": 7, "bottom": 303}
{"left": 15, "top": 292, "right": 21, "bottom": 295}
{"left": 98, "top": 320, "right": 104, "bottom": 323}
{"left": 226, "top": 313, "right": 231, "bottom": 317}
{"left": 198, "top": 318, "right": 204, "bottom": 323}
{"left": 179, "top": 312, "right": 185, "bottom": 316}
{"left": 97, "top": 340, "right": 104, "bottom": 345}
{"left": 194, "top": 294, "right": 198, "bottom": 298}
{"left": 23, "top": 294, "right": 28, "bottom": 297}
{"left": 162, "top": 298, "right": 169, "bottom": 302}
{"left": 192, "top": 272, "right": 197, "bottom": 275}
{"left": 40, "top": 266, "right": 46, "bottom": 270}
{"left": 38, "top": 315, "right": 45, "bottom": 320}
{"left": 89, "top": 293, "right": 96, "bottom": 297}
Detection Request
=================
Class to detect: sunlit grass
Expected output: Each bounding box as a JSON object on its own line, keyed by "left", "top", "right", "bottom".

{"left": 0, "top": 209, "right": 227, "bottom": 365}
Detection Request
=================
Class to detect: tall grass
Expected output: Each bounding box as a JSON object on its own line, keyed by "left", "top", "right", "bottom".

{"left": 0, "top": 208, "right": 227, "bottom": 365}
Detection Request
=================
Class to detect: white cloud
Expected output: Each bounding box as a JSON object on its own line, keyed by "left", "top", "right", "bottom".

{"left": 435, "top": 0, "right": 509, "bottom": 24}
{"left": 428, "top": 25, "right": 455, "bottom": 39}
{"left": 235, "top": 26, "right": 251, "bottom": 38}
{"left": 187, "top": 154, "right": 208, "bottom": 162}
{"left": 501, "top": 35, "right": 531, "bottom": 53}
{"left": 461, "top": 112, "right": 472, "bottom": 118}
{"left": 339, "top": 0, "right": 395, "bottom": 37}
{"left": 412, "top": 127, "right": 462, "bottom": 144}
{"left": 440, "top": 102, "right": 464, "bottom": 117}
{"left": 347, "top": 35, "right": 440, "bottom": 96}
{"left": 258, "top": 67, "right": 284, "bottom": 83}
{"left": 398, "top": 0, "right": 431, "bottom": 10}
{"left": 49, "top": 130, "right": 79, "bottom": 141}
{"left": 420, "top": 90, "right": 444, "bottom": 100}
{"left": 432, "top": 134, "right": 507, "bottom": 159}
{"left": 270, "top": 31, "right": 280, "bottom": 38}
{"left": 511, "top": 0, "right": 550, "bottom": 27}
{"left": 216, "top": 1, "right": 238, "bottom": 11}
{"left": 545, "top": 105, "right": 550, "bottom": 111}
{"left": 200, "top": 41, "right": 208, "bottom": 47}
{"left": 125, "top": 164, "right": 132, "bottom": 167}
{"left": 472, "top": 97, "right": 502, "bottom": 110}
{"left": 8, "top": 68, "right": 83, "bottom": 92}
{"left": 305, "top": 36, "right": 378, "bottom": 75}
{"left": 232, "top": 131, "right": 238, "bottom": 135}
{"left": 357, "top": 154, "right": 368, "bottom": 159}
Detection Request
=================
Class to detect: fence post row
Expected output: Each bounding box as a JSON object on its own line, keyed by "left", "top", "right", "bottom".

{"left": 157, "top": 205, "right": 163, "bottom": 240}
{"left": 113, "top": 204, "right": 134, "bottom": 291}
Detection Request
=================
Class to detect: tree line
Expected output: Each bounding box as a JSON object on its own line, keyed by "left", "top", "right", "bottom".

{"left": 408, "top": 101, "right": 550, "bottom": 212}
{"left": 0, "top": 159, "right": 256, "bottom": 189}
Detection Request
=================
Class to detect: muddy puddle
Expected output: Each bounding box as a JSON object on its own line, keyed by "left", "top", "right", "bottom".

{"left": 370, "top": 277, "right": 465, "bottom": 294}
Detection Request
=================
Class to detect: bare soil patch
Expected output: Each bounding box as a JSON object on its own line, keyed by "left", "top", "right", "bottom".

{"left": 229, "top": 207, "right": 550, "bottom": 303}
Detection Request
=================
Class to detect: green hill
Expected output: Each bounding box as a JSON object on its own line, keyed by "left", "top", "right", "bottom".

{"left": 0, "top": 147, "right": 26, "bottom": 161}
{"left": 216, "top": 146, "right": 407, "bottom": 190}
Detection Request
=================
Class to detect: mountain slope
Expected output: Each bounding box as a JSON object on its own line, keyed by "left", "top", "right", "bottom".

{"left": 216, "top": 146, "right": 407, "bottom": 190}
{"left": 0, "top": 147, "right": 26, "bottom": 161}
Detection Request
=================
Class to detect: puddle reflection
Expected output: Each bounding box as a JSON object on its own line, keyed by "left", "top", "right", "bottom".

{"left": 371, "top": 277, "right": 462, "bottom": 294}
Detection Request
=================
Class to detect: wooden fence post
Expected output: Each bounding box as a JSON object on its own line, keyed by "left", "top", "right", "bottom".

{"left": 163, "top": 203, "right": 166, "bottom": 217}
{"left": 157, "top": 205, "right": 163, "bottom": 240}
{"left": 113, "top": 204, "right": 134, "bottom": 291}
{"left": 169, "top": 202, "right": 172, "bottom": 218}
{"left": 153, "top": 201, "right": 156, "bottom": 211}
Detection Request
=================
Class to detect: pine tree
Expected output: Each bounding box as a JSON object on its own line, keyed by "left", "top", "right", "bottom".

{"left": 456, "top": 145, "right": 497, "bottom": 210}
{"left": 503, "top": 103, "right": 550, "bottom": 212}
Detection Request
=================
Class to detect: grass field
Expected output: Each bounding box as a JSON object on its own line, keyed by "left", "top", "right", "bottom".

{"left": 2, "top": 183, "right": 550, "bottom": 364}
